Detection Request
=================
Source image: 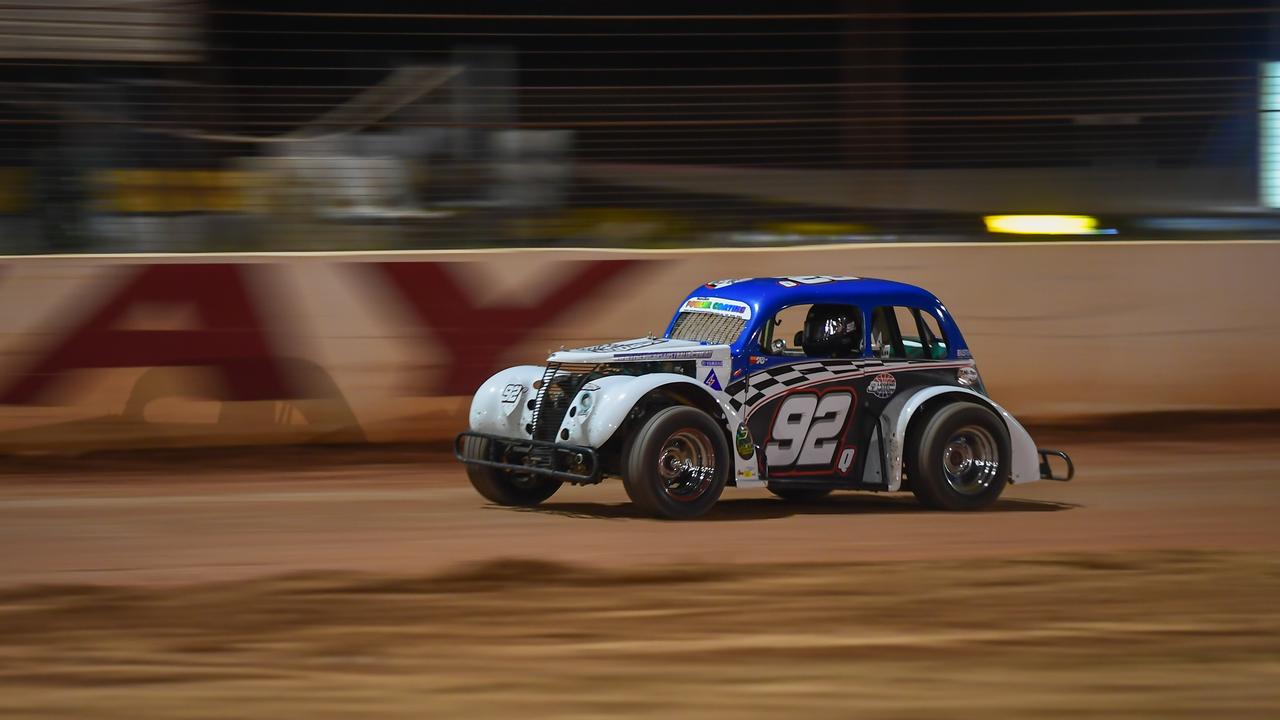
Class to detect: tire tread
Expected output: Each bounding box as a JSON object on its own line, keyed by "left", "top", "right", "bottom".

{"left": 622, "top": 405, "right": 730, "bottom": 520}
{"left": 905, "top": 401, "right": 1009, "bottom": 511}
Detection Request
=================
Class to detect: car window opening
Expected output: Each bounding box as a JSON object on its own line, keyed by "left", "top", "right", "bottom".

{"left": 872, "top": 306, "right": 949, "bottom": 360}
{"left": 763, "top": 303, "right": 863, "bottom": 359}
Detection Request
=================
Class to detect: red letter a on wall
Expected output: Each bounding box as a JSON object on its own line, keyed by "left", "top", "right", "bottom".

{"left": 0, "top": 264, "right": 293, "bottom": 404}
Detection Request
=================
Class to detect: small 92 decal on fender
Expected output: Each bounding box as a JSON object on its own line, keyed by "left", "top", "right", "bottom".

{"left": 764, "top": 388, "right": 856, "bottom": 475}
{"left": 501, "top": 383, "right": 525, "bottom": 403}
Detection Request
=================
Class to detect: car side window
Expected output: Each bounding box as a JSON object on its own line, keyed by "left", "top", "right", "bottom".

{"left": 761, "top": 303, "right": 863, "bottom": 358}
{"left": 760, "top": 304, "right": 810, "bottom": 357}
{"left": 871, "top": 306, "right": 948, "bottom": 360}
{"left": 913, "top": 310, "right": 948, "bottom": 358}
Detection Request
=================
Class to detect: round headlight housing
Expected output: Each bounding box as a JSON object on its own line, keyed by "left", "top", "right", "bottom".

{"left": 957, "top": 366, "right": 981, "bottom": 388}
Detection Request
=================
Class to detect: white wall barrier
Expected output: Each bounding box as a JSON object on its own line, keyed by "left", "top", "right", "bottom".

{"left": 0, "top": 241, "right": 1275, "bottom": 452}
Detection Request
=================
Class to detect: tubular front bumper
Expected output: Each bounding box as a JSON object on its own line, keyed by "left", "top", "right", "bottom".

{"left": 1037, "top": 448, "right": 1075, "bottom": 481}
{"left": 454, "top": 431, "right": 603, "bottom": 485}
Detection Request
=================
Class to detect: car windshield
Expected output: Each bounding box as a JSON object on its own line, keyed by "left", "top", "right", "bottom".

{"left": 667, "top": 311, "right": 747, "bottom": 345}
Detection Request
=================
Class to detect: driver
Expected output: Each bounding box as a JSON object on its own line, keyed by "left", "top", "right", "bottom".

{"left": 801, "top": 304, "right": 862, "bottom": 358}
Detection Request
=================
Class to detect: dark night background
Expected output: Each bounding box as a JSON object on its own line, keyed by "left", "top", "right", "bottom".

{"left": 200, "top": 0, "right": 1274, "bottom": 168}
{"left": 1, "top": 1, "right": 1279, "bottom": 249}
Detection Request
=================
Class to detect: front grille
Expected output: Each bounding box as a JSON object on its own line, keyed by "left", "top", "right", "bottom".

{"left": 530, "top": 362, "right": 597, "bottom": 442}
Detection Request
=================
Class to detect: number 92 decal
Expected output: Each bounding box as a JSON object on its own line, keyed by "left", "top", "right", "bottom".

{"left": 763, "top": 388, "right": 857, "bottom": 476}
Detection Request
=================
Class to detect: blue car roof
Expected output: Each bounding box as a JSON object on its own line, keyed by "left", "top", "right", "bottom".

{"left": 691, "top": 277, "right": 943, "bottom": 311}
{"left": 665, "top": 276, "right": 969, "bottom": 358}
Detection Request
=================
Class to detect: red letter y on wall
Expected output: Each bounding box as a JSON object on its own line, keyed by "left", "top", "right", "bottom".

{"left": 378, "top": 261, "right": 640, "bottom": 394}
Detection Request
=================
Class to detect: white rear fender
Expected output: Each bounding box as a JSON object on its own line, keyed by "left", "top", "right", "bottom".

{"left": 878, "top": 386, "right": 1041, "bottom": 491}
{"left": 468, "top": 365, "right": 543, "bottom": 438}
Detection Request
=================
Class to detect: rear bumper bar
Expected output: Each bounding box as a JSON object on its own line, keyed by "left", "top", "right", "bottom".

{"left": 1037, "top": 448, "right": 1074, "bottom": 481}
{"left": 454, "top": 431, "right": 602, "bottom": 485}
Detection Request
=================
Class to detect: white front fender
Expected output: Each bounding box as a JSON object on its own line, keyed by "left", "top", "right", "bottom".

{"left": 879, "top": 386, "right": 1041, "bottom": 491}
{"left": 558, "top": 373, "right": 731, "bottom": 447}
{"left": 558, "top": 373, "right": 764, "bottom": 488}
{"left": 468, "top": 365, "right": 543, "bottom": 438}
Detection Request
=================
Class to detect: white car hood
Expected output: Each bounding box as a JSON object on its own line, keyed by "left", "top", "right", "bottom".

{"left": 548, "top": 337, "right": 724, "bottom": 365}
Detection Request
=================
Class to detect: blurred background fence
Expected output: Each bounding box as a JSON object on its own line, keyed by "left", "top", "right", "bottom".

{"left": 1, "top": 0, "right": 1280, "bottom": 253}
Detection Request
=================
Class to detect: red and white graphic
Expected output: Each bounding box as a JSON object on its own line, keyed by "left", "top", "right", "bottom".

{"left": 868, "top": 372, "right": 897, "bottom": 399}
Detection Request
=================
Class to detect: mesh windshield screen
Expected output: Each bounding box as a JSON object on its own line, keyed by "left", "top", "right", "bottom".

{"left": 668, "top": 312, "right": 746, "bottom": 345}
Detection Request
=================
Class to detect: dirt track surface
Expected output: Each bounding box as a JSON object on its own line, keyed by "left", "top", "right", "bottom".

{"left": 1, "top": 552, "right": 1276, "bottom": 719}
{"left": 1, "top": 424, "right": 1278, "bottom": 586}
{"left": 0, "top": 422, "right": 1278, "bottom": 718}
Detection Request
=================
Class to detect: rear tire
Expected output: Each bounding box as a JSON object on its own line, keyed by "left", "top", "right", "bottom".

{"left": 622, "top": 406, "right": 730, "bottom": 520}
{"left": 767, "top": 486, "right": 833, "bottom": 502}
{"left": 462, "top": 436, "right": 562, "bottom": 507}
{"left": 905, "top": 402, "right": 1010, "bottom": 511}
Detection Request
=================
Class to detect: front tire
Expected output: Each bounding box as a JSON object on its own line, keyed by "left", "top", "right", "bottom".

{"left": 462, "top": 436, "right": 562, "bottom": 507}
{"left": 623, "top": 406, "right": 730, "bottom": 520}
{"left": 905, "top": 402, "right": 1010, "bottom": 511}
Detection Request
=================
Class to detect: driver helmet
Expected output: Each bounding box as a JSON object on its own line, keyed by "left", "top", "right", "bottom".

{"left": 802, "top": 304, "right": 861, "bottom": 358}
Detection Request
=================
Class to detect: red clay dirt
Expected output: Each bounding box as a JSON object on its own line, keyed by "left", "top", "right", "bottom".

{"left": 0, "top": 424, "right": 1276, "bottom": 586}
{"left": 0, "top": 422, "right": 1276, "bottom": 718}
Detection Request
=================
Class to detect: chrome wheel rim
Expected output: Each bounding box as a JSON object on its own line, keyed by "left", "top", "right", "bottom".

{"left": 941, "top": 425, "right": 999, "bottom": 496}
{"left": 656, "top": 428, "right": 716, "bottom": 502}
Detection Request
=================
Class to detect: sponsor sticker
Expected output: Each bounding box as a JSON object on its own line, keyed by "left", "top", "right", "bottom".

{"left": 868, "top": 372, "right": 897, "bottom": 399}
{"left": 680, "top": 296, "right": 753, "bottom": 320}
{"left": 703, "top": 369, "right": 723, "bottom": 391}
{"left": 735, "top": 422, "right": 755, "bottom": 459}
{"left": 701, "top": 359, "right": 724, "bottom": 367}
{"left": 614, "top": 350, "right": 714, "bottom": 361}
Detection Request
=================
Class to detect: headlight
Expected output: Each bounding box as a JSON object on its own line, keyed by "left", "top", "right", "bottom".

{"left": 578, "top": 391, "right": 594, "bottom": 416}
{"left": 957, "top": 366, "right": 981, "bottom": 388}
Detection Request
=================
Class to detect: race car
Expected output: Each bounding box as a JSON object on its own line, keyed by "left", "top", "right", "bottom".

{"left": 455, "top": 275, "right": 1073, "bottom": 519}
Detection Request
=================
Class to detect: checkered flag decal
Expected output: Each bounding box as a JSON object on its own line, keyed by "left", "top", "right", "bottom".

{"left": 727, "top": 359, "right": 883, "bottom": 413}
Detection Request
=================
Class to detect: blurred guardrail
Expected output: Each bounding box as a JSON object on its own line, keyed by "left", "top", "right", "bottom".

{"left": 0, "top": 241, "right": 1276, "bottom": 452}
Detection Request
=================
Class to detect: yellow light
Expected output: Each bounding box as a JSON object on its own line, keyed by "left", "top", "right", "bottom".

{"left": 983, "top": 215, "right": 1100, "bottom": 235}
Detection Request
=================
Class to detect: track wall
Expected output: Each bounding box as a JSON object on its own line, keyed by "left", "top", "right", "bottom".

{"left": 0, "top": 242, "right": 1274, "bottom": 451}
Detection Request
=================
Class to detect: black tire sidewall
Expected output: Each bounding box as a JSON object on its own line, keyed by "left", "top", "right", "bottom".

{"left": 623, "top": 406, "right": 730, "bottom": 520}
{"left": 907, "top": 402, "right": 1010, "bottom": 511}
{"left": 463, "top": 436, "right": 562, "bottom": 507}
